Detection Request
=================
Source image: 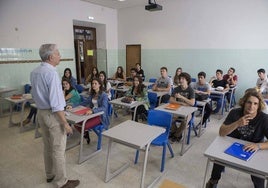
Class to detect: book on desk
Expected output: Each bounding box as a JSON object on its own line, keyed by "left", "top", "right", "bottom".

{"left": 71, "top": 106, "right": 90, "bottom": 116}
{"left": 164, "top": 103, "right": 180, "bottom": 110}
{"left": 224, "top": 142, "right": 257, "bottom": 161}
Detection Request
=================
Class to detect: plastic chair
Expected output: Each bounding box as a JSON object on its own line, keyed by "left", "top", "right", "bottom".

{"left": 134, "top": 110, "right": 174, "bottom": 172}
{"left": 148, "top": 92, "right": 158, "bottom": 109}
{"left": 24, "top": 84, "right": 31, "bottom": 94}
{"left": 75, "top": 84, "right": 84, "bottom": 93}
{"left": 148, "top": 78, "right": 157, "bottom": 83}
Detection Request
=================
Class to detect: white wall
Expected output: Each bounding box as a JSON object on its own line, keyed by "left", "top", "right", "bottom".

{"left": 117, "top": 0, "right": 268, "bottom": 99}
{"left": 0, "top": 0, "right": 118, "bottom": 90}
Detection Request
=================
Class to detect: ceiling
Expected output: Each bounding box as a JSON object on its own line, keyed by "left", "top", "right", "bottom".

{"left": 81, "top": 0, "right": 162, "bottom": 10}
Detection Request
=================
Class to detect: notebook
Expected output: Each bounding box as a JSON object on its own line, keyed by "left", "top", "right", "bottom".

{"left": 71, "top": 106, "right": 90, "bottom": 115}
{"left": 165, "top": 103, "right": 180, "bottom": 110}
{"left": 224, "top": 142, "right": 257, "bottom": 161}
{"left": 10, "top": 94, "right": 23, "bottom": 99}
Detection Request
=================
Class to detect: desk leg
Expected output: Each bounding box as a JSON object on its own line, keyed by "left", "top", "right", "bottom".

{"left": 105, "top": 139, "right": 129, "bottom": 183}
{"left": 180, "top": 116, "right": 192, "bottom": 156}
{"left": 202, "top": 158, "right": 210, "bottom": 188}
{"left": 198, "top": 105, "right": 206, "bottom": 137}
{"left": 140, "top": 143, "right": 151, "bottom": 188}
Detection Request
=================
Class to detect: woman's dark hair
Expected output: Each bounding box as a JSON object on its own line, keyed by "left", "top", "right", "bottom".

{"left": 239, "top": 88, "right": 265, "bottom": 113}
{"left": 178, "top": 72, "right": 192, "bottom": 85}
{"left": 62, "top": 78, "right": 74, "bottom": 96}
{"left": 99, "top": 71, "right": 108, "bottom": 90}
{"left": 173, "top": 67, "right": 182, "bottom": 85}
{"left": 63, "top": 68, "right": 72, "bottom": 79}
{"left": 91, "top": 67, "right": 99, "bottom": 78}
{"left": 116, "top": 66, "right": 124, "bottom": 79}
{"left": 131, "top": 76, "right": 145, "bottom": 96}
{"left": 90, "top": 78, "right": 104, "bottom": 96}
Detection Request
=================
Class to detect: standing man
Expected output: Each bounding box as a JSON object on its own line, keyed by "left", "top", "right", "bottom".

{"left": 31, "top": 44, "right": 80, "bottom": 188}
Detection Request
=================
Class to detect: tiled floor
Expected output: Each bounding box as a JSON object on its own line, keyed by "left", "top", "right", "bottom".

{"left": 0, "top": 107, "right": 256, "bottom": 188}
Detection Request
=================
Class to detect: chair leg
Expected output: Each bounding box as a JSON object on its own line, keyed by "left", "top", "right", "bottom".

{"left": 167, "top": 142, "right": 174, "bottom": 158}
{"left": 134, "top": 150, "right": 139, "bottom": 164}
{"left": 160, "top": 145, "right": 167, "bottom": 172}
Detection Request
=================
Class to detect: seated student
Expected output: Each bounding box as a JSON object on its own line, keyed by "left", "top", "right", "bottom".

{"left": 223, "top": 67, "right": 238, "bottom": 103}
{"left": 191, "top": 71, "right": 212, "bottom": 125}
{"left": 209, "top": 69, "right": 230, "bottom": 114}
{"left": 112, "top": 66, "right": 126, "bottom": 81}
{"left": 75, "top": 78, "right": 110, "bottom": 144}
{"left": 136, "top": 63, "right": 145, "bottom": 81}
{"left": 152, "top": 67, "right": 172, "bottom": 104}
{"left": 169, "top": 72, "right": 195, "bottom": 142}
{"left": 23, "top": 107, "right": 37, "bottom": 126}
{"left": 223, "top": 67, "right": 238, "bottom": 87}
{"left": 206, "top": 89, "right": 268, "bottom": 188}
{"left": 99, "top": 71, "right": 112, "bottom": 100}
{"left": 125, "top": 75, "right": 149, "bottom": 122}
{"left": 126, "top": 68, "right": 137, "bottom": 82}
{"left": 62, "top": 78, "right": 81, "bottom": 107}
{"left": 62, "top": 68, "right": 77, "bottom": 88}
{"left": 85, "top": 67, "right": 99, "bottom": 85}
{"left": 256, "top": 68, "right": 268, "bottom": 96}
{"left": 173, "top": 67, "right": 182, "bottom": 88}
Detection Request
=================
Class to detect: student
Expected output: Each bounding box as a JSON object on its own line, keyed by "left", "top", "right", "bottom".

{"left": 191, "top": 71, "right": 212, "bottom": 125}
{"left": 152, "top": 67, "right": 172, "bottom": 103}
{"left": 210, "top": 69, "right": 230, "bottom": 113}
{"left": 113, "top": 66, "right": 126, "bottom": 81}
{"left": 126, "top": 68, "right": 138, "bottom": 82}
{"left": 206, "top": 89, "right": 268, "bottom": 188}
{"left": 173, "top": 67, "right": 182, "bottom": 88}
{"left": 62, "top": 68, "right": 77, "bottom": 88}
{"left": 125, "top": 75, "right": 149, "bottom": 121}
{"left": 169, "top": 72, "right": 195, "bottom": 142}
{"left": 85, "top": 67, "right": 99, "bottom": 85}
{"left": 136, "top": 63, "right": 145, "bottom": 80}
{"left": 76, "top": 78, "right": 110, "bottom": 144}
{"left": 62, "top": 78, "right": 81, "bottom": 107}
{"left": 256, "top": 68, "right": 268, "bottom": 96}
{"left": 99, "top": 71, "right": 111, "bottom": 100}
{"left": 223, "top": 67, "right": 238, "bottom": 87}
{"left": 31, "top": 44, "right": 79, "bottom": 188}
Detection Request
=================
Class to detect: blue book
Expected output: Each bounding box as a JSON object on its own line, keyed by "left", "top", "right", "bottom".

{"left": 224, "top": 142, "right": 257, "bottom": 161}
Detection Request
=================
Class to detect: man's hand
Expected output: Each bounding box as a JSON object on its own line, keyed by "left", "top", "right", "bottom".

{"left": 237, "top": 114, "right": 253, "bottom": 127}
{"left": 64, "top": 122, "right": 73, "bottom": 135}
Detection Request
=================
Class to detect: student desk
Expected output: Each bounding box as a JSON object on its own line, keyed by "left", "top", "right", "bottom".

{"left": 210, "top": 89, "right": 228, "bottom": 118}
{"left": 155, "top": 104, "right": 197, "bottom": 156}
{"left": 65, "top": 108, "right": 104, "bottom": 164}
{"left": 0, "top": 87, "right": 17, "bottom": 116}
{"left": 5, "top": 94, "right": 33, "bottom": 133}
{"left": 196, "top": 98, "right": 211, "bottom": 137}
{"left": 102, "top": 120, "right": 165, "bottom": 188}
{"left": 109, "top": 97, "right": 146, "bottom": 121}
{"left": 202, "top": 136, "right": 268, "bottom": 188}
{"left": 147, "top": 89, "right": 169, "bottom": 106}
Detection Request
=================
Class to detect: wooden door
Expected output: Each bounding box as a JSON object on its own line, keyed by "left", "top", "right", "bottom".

{"left": 73, "top": 26, "right": 96, "bottom": 84}
{"left": 126, "top": 45, "right": 141, "bottom": 77}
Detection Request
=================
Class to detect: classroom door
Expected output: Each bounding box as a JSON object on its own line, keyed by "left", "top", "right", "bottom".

{"left": 126, "top": 45, "right": 141, "bottom": 77}
{"left": 73, "top": 26, "right": 96, "bottom": 84}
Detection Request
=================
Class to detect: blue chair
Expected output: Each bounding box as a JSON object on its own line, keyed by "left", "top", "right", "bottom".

{"left": 148, "top": 78, "right": 157, "bottom": 83}
{"left": 134, "top": 110, "right": 174, "bottom": 172}
{"left": 148, "top": 92, "right": 158, "bottom": 109}
{"left": 24, "top": 84, "right": 31, "bottom": 94}
{"left": 191, "top": 78, "right": 197, "bottom": 83}
{"left": 75, "top": 84, "right": 84, "bottom": 93}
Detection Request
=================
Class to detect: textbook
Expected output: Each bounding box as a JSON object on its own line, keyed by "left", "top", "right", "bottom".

{"left": 71, "top": 106, "right": 90, "bottom": 116}
{"left": 164, "top": 103, "right": 180, "bottom": 110}
{"left": 224, "top": 142, "right": 257, "bottom": 161}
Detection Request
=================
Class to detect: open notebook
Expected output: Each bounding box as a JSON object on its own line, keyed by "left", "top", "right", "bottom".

{"left": 164, "top": 103, "right": 180, "bottom": 110}
{"left": 71, "top": 106, "right": 90, "bottom": 116}
{"left": 224, "top": 142, "right": 257, "bottom": 161}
